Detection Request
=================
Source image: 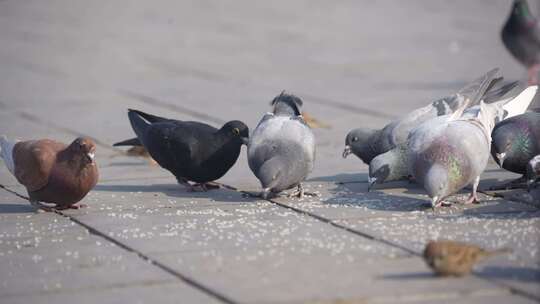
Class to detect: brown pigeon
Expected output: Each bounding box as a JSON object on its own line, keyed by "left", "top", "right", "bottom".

{"left": 423, "top": 240, "right": 511, "bottom": 277}
{"left": 0, "top": 136, "right": 98, "bottom": 211}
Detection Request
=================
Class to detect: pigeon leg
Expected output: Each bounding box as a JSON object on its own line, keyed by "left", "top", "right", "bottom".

{"left": 67, "top": 204, "right": 87, "bottom": 210}
{"left": 189, "top": 183, "right": 208, "bottom": 192}
{"left": 202, "top": 182, "right": 221, "bottom": 190}
{"left": 176, "top": 177, "right": 197, "bottom": 191}
{"left": 464, "top": 176, "right": 480, "bottom": 205}
{"left": 30, "top": 200, "right": 53, "bottom": 212}
{"left": 287, "top": 184, "right": 319, "bottom": 199}
{"left": 528, "top": 64, "right": 540, "bottom": 85}
{"left": 488, "top": 175, "right": 528, "bottom": 191}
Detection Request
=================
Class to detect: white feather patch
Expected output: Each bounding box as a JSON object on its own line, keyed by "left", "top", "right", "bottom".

{"left": 0, "top": 135, "right": 18, "bottom": 175}
{"left": 503, "top": 85, "right": 538, "bottom": 119}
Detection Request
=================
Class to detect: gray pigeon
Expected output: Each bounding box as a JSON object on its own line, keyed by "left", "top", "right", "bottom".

{"left": 490, "top": 110, "right": 540, "bottom": 189}
{"left": 367, "top": 72, "right": 534, "bottom": 190}
{"left": 408, "top": 81, "right": 537, "bottom": 208}
{"left": 343, "top": 75, "right": 517, "bottom": 165}
{"left": 527, "top": 154, "right": 540, "bottom": 191}
{"left": 248, "top": 92, "right": 316, "bottom": 199}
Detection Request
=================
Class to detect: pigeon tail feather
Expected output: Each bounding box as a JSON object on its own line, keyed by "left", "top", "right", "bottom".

{"left": 483, "top": 81, "right": 520, "bottom": 103}
{"left": 127, "top": 109, "right": 169, "bottom": 123}
{"left": 128, "top": 110, "right": 152, "bottom": 144}
{"left": 0, "top": 135, "right": 18, "bottom": 175}
{"left": 502, "top": 85, "right": 538, "bottom": 119}
{"left": 450, "top": 68, "right": 501, "bottom": 120}
{"left": 112, "top": 137, "right": 142, "bottom": 147}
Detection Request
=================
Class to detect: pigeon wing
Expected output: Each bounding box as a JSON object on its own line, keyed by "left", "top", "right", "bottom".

{"left": 13, "top": 139, "right": 65, "bottom": 192}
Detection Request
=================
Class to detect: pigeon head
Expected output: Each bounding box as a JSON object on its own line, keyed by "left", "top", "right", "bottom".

{"left": 221, "top": 120, "right": 249, "bottom": 145}
{"left": 256, "top": 157, "right": 284, "bottom": 191}
{"left": 271, "top": 91, "right": 303, "bottom": 116}
{"left": 422, "top": 165, "right": 450, "bottom": 208}
{"left": 510, "top": 0, "right": 536, "bottom": 25}
{"left": 69, "top": 137, "right": 96, "bottom": 164}
{"left": 368, "top": 147, "right": 408, "bottom": 191}
{"left": 343, "top": 128, "right": 378, "bottom": 164}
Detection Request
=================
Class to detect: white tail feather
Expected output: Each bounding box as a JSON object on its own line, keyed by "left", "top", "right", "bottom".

{"left": 502, "top": 85, "right": 538, "bottom": 119}
{"left": 0, "top": 135, "right": 18, "bottom": 175}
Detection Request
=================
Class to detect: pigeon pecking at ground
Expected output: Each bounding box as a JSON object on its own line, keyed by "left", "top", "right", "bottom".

{"left": 490, "top": 110, "right": 540, "bottom": 190}
{"left": 0, "top": 136, "right": 98, "bottom": 211}
{"left": 248, "top": 92, "right": 316, "bottom": 199}
{"left": 367, "top": 68, "right": 537, "bottom": 207}
{"left": 502, "top": 0, "right": 540, "bottom": 84}
{"left": 409, "top": 79, "right": 537, "bottom": 208}
{"left": 114, "top": 109, "right": 249, "bottom": 191}
{"left": 423, "top": 240, "right": 511, "bottom": 277}
{"left": 343, "top": 73, "right": 518, "bottom": 165}
{"left": 367, "top": 71, "right": 534, "bottom": 191}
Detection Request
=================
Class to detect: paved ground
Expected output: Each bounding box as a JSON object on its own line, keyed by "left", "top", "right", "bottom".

{"left": 0, "top": 1, "right": 539, "bottom": 303}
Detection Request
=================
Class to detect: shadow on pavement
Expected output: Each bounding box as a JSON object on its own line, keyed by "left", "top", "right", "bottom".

{"left": 476, "top": 266, "right": 540, "bottom": 283}
{"left": 0, "top": 203, "right": 36, "bottom": 214}
{"left": 377, "top": 272, "right": 434, "bottom": 280}
{"left": 318, "top": 178, "right": 431, "bottom": 212}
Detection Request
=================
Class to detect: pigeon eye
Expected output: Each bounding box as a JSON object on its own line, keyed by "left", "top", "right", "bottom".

{"left": 352, "top": 136, "right": 359, "bottom": 142}
{"left": 232, "top": 128, "right": 240, "bottom": 136}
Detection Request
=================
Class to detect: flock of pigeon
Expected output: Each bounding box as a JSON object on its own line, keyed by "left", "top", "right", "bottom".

{"left": 0, "top": 0, "right": 539, "bottom": 276}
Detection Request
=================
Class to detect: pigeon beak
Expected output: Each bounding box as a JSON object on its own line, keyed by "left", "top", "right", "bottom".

{"left": 342, "top": 145, "right": 352, "bottom": 158}
{"left": 241, "top": 137, "right": 249, "bottom": 146}
{"left": 495, "top": 153, "right": 506, "bottom": 167}
{"left": 86, "top": 152, "right": 95, "bottom": 162}
{"left": 367, "top": 176, "right": 377, "bottom": 192}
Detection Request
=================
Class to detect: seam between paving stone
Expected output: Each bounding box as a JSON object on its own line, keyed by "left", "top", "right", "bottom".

{"left": 0, "top": 185, "right": 238, "bottom": 304}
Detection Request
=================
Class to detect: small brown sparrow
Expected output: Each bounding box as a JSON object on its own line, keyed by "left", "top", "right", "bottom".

{"left": 423, "top": 240, "right": 511, "bottom": 277}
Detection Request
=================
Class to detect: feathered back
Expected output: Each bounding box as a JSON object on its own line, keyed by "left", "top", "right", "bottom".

{"left": 271, "top": 91, "right": 303, "bottom": 116}
{"left": 463, "top": 85, "right": 538, "bottom": 141}
{"left": 449, "top": 68, "right": 501, "bottom": 121}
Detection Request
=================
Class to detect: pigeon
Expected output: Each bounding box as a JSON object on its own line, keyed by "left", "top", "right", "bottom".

{"left": 343, "top": 75, "right": 518, "bottom": 165}
{"left": 248, "top": 92, "right": 315, "bottom": 199}
{"left": 409, "top": 81, "right": 538, "bottom": 208}
{"left": 113, "top": 109, "right": 249, "bottom": 191}
{"left": 526, "top": 154, "right": 540, "bottom": 191}
{"left": 0, "top": 136, "right": 98, "bottom": 211}
{"left": 368, "top": 70, "right": 528, "bottom": 191}
{"left": 414, "top": 78, "right": 537, "bottom": 208}
{"left": 423, "top": 240, "right": 511, "bottom": 277}
{"left": 502, "top": 0, "right": 540, "bottom": 84}
{"left": 490, "top": 111, "right": 540, "bottom": 189}
{"left": 369, "top": 84, "right": 537, "bottom": 191}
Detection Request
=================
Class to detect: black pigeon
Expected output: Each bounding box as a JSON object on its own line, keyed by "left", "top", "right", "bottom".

{"left": 114, "top": 109, "right": 249, "bottom": 191}
{"left": 502, "top": 0, "right": 540, "bottom": 84}
{"left": 490, "top": 111, "right": 540, "bottom": 189}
